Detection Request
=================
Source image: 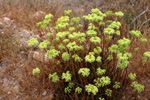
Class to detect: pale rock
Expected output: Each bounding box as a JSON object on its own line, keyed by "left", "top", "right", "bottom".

{"left": 28, "top": 51, "right": 50, "bottom": 63}
{"left": 32, "top": 11, "right": 46, "bottom": 20}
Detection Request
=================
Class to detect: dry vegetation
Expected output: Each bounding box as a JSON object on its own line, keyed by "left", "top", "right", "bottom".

{"left": 0, "top": 0, "right": 150, "bottom": 100}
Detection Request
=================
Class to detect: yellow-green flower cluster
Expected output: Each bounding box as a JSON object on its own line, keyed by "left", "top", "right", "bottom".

{"left": 72, "top": 54, "right": 83, "bottom": 62}
{"left": 94, "top": 46, "right": 102, "bottom": 54}
{"left": 96, "top": 68, "right": 106, "bottom": 75}
{"left": 105, "top": 11, "right": 114, "bottom": 17}
{"left": 71, "top": 17, "right": 80, "bottom": 23}
{"left": 39, "top": 40, "right": 50, "bottom": 49}
{"left": 58, "top": 44, "right": 65, "bottom": 51}
{"left": 107, "top": 55, "right": 113, "bottom": 61}
{"left": 47, "top": 32, "right": 52, "bottom": 37}
{"left": 99, "top": 22, "right": 105, "bottom": 26}
{"left": 49, "top": 72, "right": 60, "bottom": 83}
{"left": 99, "top": 97, "right": 105, "bottom": 100}
{"left": 142, "top": 51, "right": 150, "bottom": 64}
{"left": 96, "top": 56, "right": 102, "bottom": 62}
{"left": 90, "top": 36, "right": 101, "bottom": 44}
{"left": 91, "top": 8, "right": 104, "bottom": 16}
{"left": 77, "top": 32, "right": 85, "bottom": 37}
{"left": 62, "top": 52, "right": 70, "bottom": 61}
{"left": 83, "top": 8, "right": 105, "bottom": 22}
{"left": 105, "top": 89, "right": 112, "bottom": 97}
{"left": 64, "top": 10, "right": 72, "bottom": 15}
{"left": 105, "top": 36, "right": 113, "bottom": 41}
{"left": 108, "top": 21, "right": 121, "bottom": 29}
{"left": 32, "top": 67, "right": 40, "bottom": 75}
{"left": 113, "top": 82, "right": 120, "bottom": 89}
{"left": 85, "top": 84, "right": 98, "bottom": 95}
{"left": 117, "top": 38, "right": 131, "bottom": 52}
{"left": 134, "top": 48, "right": 139, "bottom": 52}
{"left": 130, "top": 30, "right": 142, "bottom": 37}
{"left": 85, "top": 54, "right": 95, "bottom": 63}
{"left": 115, "top": 11, "right": 124, "bottom": 17}
{"left": 62, "top": 71, "right": 72, "bottom": 81}
{"left": 64, "top": 87, "right": 71, "bottom": 93}
{"left": 87, "top": 30, "right": 97, "bottom": 36}
{"left": 140, "top": 37, "right": 147, "bottom": 43}
{"left": 68, "top": 32, "right": 79, "bottom": 39}
{"left": 78, "top": 68, "right": 90, "bottom": 77}
{"left": 75, "top": 87, "right": 82, "bottom": 94}
{"left": 118, "top": 60, "right": 129, "bottom": 69}
{"left": 88, "top": 23, "right": 98, "bottom": 30}
{"left": 52, "top": 38, "right": 60, "bottom": 43}
{"left": 109, "top": 45, "right": 118, "bottom": 53}
{"left": 56, "top": 31, "right": 69, "bottom": 38}
{"left": 131, "top": 81, "right": 144, "bottom": 93}
{"left": 57, "top": 16, "right": 69, "bottom": 23}
{"left": 67, "top": 41, "right": 83, "bottom": 51}
{"left": 117, "top": 52, "right": 132, "bottom": 61}
{"left": 45, "top": 13, "right": 53, "bottom": 20}
{"left": 79, "top": 37, "right": 86, "bottom": 44}
{"left": 28, "top": 38, "right": 39, "bottom": 46}
{"left": 143, "top": 51, "right": 150, "bottom": 58}
{"left": 36, "top": 13, "right": 53, "bottom": 29}
{"left": 77, "top": 24, "right": 83, "bottom": 29}
{"left": 63, "top": 39, "right": 70, "bottom": 43}
{"left": 106, "top": 20, "right": 113, "bottom": 24}
{"left": 69, "top": 27, "right": 75, "bottom": 32}
{"left": 104, "top": 28, "right": 115, "bottom": 35}
{"left": 46, "top": 48, "right": 60, "bottom": 59}
{"left": 54, "top": 16, "right": 69, "bottom": 29}
{"left": 115, "top": 30, "right": 120, "bottom": 36}
{"left": 128, "top": 73, "right": 136, "bottom": 80}
{"left": 94, "top": 76, "right": 111, "bottom": 87}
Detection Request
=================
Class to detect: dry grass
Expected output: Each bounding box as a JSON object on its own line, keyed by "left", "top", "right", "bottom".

{"left": 0, "top": 0, "right": 150, "bottom": 99}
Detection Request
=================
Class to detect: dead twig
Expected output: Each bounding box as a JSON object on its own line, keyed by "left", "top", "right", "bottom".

{"left": 129, "top": 6, "right": 149, "bottom": 26}
{"left": 138, "top": 18, "right": 150, "bottom": 29}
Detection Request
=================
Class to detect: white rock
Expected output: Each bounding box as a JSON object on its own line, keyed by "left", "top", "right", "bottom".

{"left": 28, "top": 51, "right": 50, "bottom": 63}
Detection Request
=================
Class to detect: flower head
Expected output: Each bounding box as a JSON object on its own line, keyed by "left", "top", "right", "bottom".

{"left": 105, "top": 89, "right": 112, "bottom": 97}
{"left": 140, "top": 37, "right": 147, "bottom": 43}
{"left": 49, "top": 72, "right": 60, "bottom": 82}
{"left": 96, "top": 68, "right": 106, "bottom": 75}
{"left": 28, "top": 38, "right": 39, "bottom": 46}
{"left": 39, "top": 40, "right": 50, "bottom": 49}
{"left": 115, "top": 11, "right": 124, "bottom": 17}
{"left": 64, "top": 10, "right": 72, "bottom": 15}
{"left": 75, "top": 87, "right": 82, "bottom": 94}
{"left": 104, "top": 28, "right": 115, "bottom": 35}
{"left": 62, "top": 71, "right": 72, "bottom": 81}
{"left": 96, "top": 56, "right": 102, "bottom": 62}
{"left": 130, "top": 30, "right": 142, "bottom": 37}
{"left": 47, "top": 32, "right": 52, "bottom": 37}
{"left": 128, "top": 73, "right": 136, "bottom": 80}
{"left": 131, "top": 81, "right": 144, "bottom": 93}
{"left": 85, "top": 84, "right": 98, "bottom": 95}
{"left": 58, "top": 44, "right": 65, "bottom": 51}
{"left": 62, "top": 52, "right": 70, "bottom": 61}
{"left": 46, "top": 49, "right": 60, "bottom": 59}
{"left": 90, "top": 36, "right": 101, "bottom": 44}
{"left": 78, "top": 68, "right": 90, "bottom": 77}
{"left": 85, "top": 54, "right": 95, "bottom": 63}
{"left": 32, "top": 68, "right": 40, "bottom": 75}
{"left": 113, "top": 82, "right": 120, "bottom": 89}
{"left": 143, "top": 51, "right": 150, "bottom": 58}
{"left": 87, "top": 30, "right": 97, "bottom": 36}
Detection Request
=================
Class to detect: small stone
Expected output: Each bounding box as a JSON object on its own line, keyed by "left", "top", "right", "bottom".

{"left": 42, "top": 91, "right": 47, "bottom": 96}
{"left": 3, "top": 78, "right": 7, "bottom": 87}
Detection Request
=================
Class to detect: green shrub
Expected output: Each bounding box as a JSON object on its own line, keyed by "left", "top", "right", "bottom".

{"left": 28, "top": 8, "right": 149, "bottom": 100}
